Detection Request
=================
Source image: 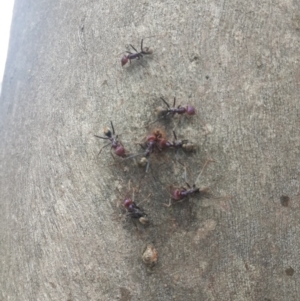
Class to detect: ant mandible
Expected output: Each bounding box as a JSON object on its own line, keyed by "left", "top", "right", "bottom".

{"left": 94, "top": 121, "right": 126, "bottom": 157}
{"left": 121, "top": 38, "right": 153, "bottom": 66}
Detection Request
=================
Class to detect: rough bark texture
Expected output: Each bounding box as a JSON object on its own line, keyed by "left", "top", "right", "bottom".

{"left": 1, "top": 0, "right": 300, "bottom": 300}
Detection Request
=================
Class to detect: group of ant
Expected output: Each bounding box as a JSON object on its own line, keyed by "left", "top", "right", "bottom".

{"left": 95, "top": 38, "right": 210, "bottom": 227}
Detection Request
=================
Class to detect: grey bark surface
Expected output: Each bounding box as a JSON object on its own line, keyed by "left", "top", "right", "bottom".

{"left": 1, "top": 0, "right": 300, "bottom": 300}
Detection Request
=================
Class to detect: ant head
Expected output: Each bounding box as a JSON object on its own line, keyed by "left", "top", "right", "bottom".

{"left": 182, "top": 142, "right": 197, "bottom": 152}
{"left": 104, "top": 127, "right": 112, "bottom": 138}
{"left": 143, "top": 46, "right": 153, "bottom": 54}
{"left": 121, "top": 55, "right": 129, "bottom": 66}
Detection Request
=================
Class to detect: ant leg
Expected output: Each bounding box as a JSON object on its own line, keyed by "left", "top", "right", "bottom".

{"left": 144, "top": 118, "right": 159, "bottom": 128}
{"left": 125, "top": 152, "right": 144, "bottom": 160}
{"left": 110, "top": 121, "right": 115, "bottom": 135}
{"left": 109, "top": 150, "right": 117, "bottom": 162}
{"left": 194, "top": 159, "right": 215, "bottom": 184}
{"left": 97, "top": 143, "right": 111, "bottom": 156}
{"left": 163, "top": 198, "right": 172, "bottom": 207}
{"left": 182, "top": 163, "right": 188, "bottom": 183}
{"left": 136, "top": 193, "right": 152, "bottom": 207}
{"left": 173, "top": 97, "right": 176, "bottom": 107}
{"left": 130, "top": 44, "right": 139, "bottom": 53}
{"left": 145, "top": 158, "right": 150, "bottom": 173}
{"left": 140, "top": 39, "right": 144, "bottom": 51}
{"left": 94, "top": 135, "right": 109, "bottom": 140}
{"left": 137, "top": 143, "right": 146, "bottom": 150}
{"left": 160, "top": 97, "right": 170, "bottom": 108}
{"left": 173, "top": 130, "right": 178, "bottom": 140}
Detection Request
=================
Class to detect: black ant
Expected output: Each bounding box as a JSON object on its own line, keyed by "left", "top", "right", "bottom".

{"left": 94, "top": 121, "right": 126, "bottom": 157}
{"left": 164, "top": 159, "right": 213, "bottom": 207}
{"left": 146, "top": 97, "right": 196, "bottom": 127}
{"left": 121, "top": 38, "right": 153, "bottom": 66}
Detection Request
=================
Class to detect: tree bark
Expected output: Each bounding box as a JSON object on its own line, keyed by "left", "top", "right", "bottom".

{"left": 1, "top": 0, "right": 300, "bottom": 300}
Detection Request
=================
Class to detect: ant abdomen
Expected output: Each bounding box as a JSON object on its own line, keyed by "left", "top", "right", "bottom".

{"left": 171, "top": 189, "right": 184, "bottom": 201}
{"left": 113, "top": 145, "right": 126, "bottom": 157}
{"left": 123, "top": 198, "right": 132, "bottom": 208}
{"left": 146, "top": 134, "right": 156, "bottom": 143}
{"left": 185, "top": 105, "right": 196, "bottom": 115}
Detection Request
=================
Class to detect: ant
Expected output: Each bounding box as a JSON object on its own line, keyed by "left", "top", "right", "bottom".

{"left": 126, "top": 129, "right": 168, "bottom": 172}
{"left": 121, "top": 37, "right": 153, "bottom": 66}
{"left": 165, "top": 131, "right": 196, "bottom": 153}
{"left": 121, "top": 180, "right": 150, "bottom": 225}
{"left": 127, "top": 129, "right": 195, "bottom": 171}
{"left": 168, "top": 183, "right": 208, "bottom": 203}
{"left": 94, "top": 121, "right": 126, "bottom": 158}
{"left": 146, "top": 97, "right": 196, "bottom": 127}
{"left": 164, "top": 159, "right": 213, "bottom": 207}
{"left": 123, "top": 198, "right": 149, "bottom": 225}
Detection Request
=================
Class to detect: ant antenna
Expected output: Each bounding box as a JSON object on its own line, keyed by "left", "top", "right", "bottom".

{"left": 160, "top": 97, "right": 170, "bottom": 108}
{"left": 194, "top": 159, "right": 214, "bottom": 184}
{"left": 173, "top": 130, "right": 177, "bottom": 140}
{"left": 130, "top": 44, "right": 138, "bottom": 52}
{"left": 110, "top": 121, "right": 115, "bottom": 135}
{"left": 94, "top": 135, "right": 109, "bottom": 140}
{"left": 96, "top": 143, "right": 111, "bottom": 156}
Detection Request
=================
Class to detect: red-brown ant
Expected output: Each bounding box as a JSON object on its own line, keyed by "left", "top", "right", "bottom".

{"left": 164, "top": 159, "right": 213, "bottom": 207}
{"left": 165, "top": 183, "right": 209, "bottom": 207}
{"left": 121, "top": 181, "right": 150, "bottom": 225}
{"left": 127, "top": 129, "right": 195, "bottom": 171}
{"left": 94, "top": 121, "right": 126, "bottom": 157}
{"left": 126, "top": 129, "right": 168, "bottom": 172}
{"left": 156, "top": 97, "right": 196, "bottom": 118}
{"left": 123, "top": 198, "right": 149, "bottom": 224}
{"left": 121, "top": 38, "right": 153, "bottom": 66}
{"left": 146, "top": 97, "right": 196, "bottom": 127}
{"left": 169, "top": 183, "right": 207, "bottom": 201}
{"left": 165, "top": 131, "right": 196, "bottom": 153}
